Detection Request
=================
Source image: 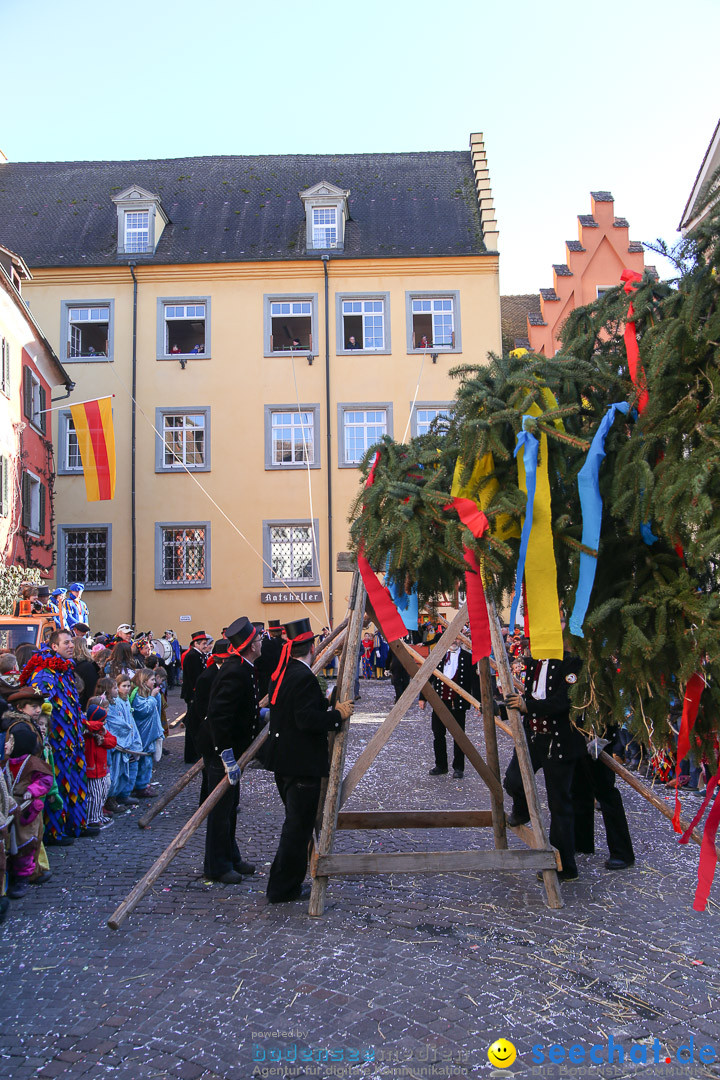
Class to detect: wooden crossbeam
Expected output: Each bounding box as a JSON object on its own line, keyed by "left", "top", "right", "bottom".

{"left": 389, "top": 639, "right": 504, "bottom": 803}
{"left": 340, "top": 606, "right": 470, "bottom": 808}
{"left": 337, "top": 810, "right": 494, "bottom": 830}
{"left": 316, "top": 849, "right": 559, "bottom": 876}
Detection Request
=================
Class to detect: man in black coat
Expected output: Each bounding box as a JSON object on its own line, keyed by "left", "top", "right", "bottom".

{"left": 266, "top": 619, "right": 354, "bottom": 903}
{"left": 420, "top": 643, "right": 478, "bottom": 779}
{"left": 200, "top": 618, "right": 261, "bottom": 883}
{"left": 503, "top": 631, "right": 586, "bottom": 881}
{"left": 191, "top": 639, "right": 231, "bottom": 805}
{"left": 181, "top": 631, "right": 212, "bottom": 763}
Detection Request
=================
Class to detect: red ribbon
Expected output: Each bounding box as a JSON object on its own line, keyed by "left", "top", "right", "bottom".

{"left": 462, "top": 546, "right": 491, "bottom": 661}
{"left": 672, "top": 673, "right": 706, "bottom": 832}
{"left": 269, "top": 640, "right": 293, "bottom": 705}
{"left": 447, "top": 496, "right": 491, "bottom": 540}
{"left": 357, "top": 451, "right": 410, "bottom": 643}
{"left": 679, "top": 772, "right": 720, "bottom": 912}
{"left": 621, "top": 268, "right": 648, "bottom": 415}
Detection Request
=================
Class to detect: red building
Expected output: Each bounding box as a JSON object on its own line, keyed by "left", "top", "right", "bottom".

{"left": 0, "top": 243, "right": 73, "bottom": 575}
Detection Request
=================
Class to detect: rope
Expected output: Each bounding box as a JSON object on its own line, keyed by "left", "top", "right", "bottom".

{"left": 290, "top": 354, "right": 331, "bottom": 627}
{"left": 401, "top": 352, "right": 427, "bottom": 443}
{"left": 104, "top": 364, "right": 323, "bottom": 626}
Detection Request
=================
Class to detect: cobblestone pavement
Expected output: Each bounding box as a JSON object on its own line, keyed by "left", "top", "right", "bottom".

{"left": 2, "top": 680, "right": 720, "bottom": 1080}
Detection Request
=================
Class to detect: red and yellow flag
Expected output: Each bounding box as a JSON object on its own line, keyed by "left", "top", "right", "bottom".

{"left": 70, "top": 397, "right": 116, "bottom": 501}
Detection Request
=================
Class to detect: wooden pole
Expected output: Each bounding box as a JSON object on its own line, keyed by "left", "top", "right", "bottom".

{"left": 479, "top": 656, "right": 507, "bottom": 850}
{"left": 107, "top": 726, "right": 269, "bottom": 930}
{"left": 486, "top": 600, "right": 563, "bottom": 909}
{"left": 309, "top": 572, "right": 367, "bottom": 917}
{"left": 137, "top": 759, "right": 204, "bottom": 828}
{"left": 405, "top": 643, "right": 512, "bottom": 737}
{"left": 598, "top": 750, "right": 712, "bottom": 850}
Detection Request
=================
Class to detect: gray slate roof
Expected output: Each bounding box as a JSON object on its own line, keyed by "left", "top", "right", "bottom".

{"left": 566, "top": 240, "right": 584, "bottom": 252}
{"left": 0, "top": 152, "right": 487, "bottom": 268}
{"left": 578, "top": 215, "right": 598, "bottom": 228}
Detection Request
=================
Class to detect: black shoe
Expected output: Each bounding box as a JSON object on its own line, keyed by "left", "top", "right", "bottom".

{"left": 452, "top": 768, "right": 464, "bottom": 779}
{"left": 605, "top": 857, "right": 634, "bottom": 870}
{"left": 507, "top": 811, "right": 531, "bottom": 828}
{"left": 116, "top": 795, "right": 140, "bottom": 806}
{"left": 133, "top": 789, "right": 157, "bottom": 799}
{"left": 233, "top": 860, "right": 256, "bottom": 876}
{"left": 267, "top": 884, "right": 311, "bottom": 904}
{"left": 537, "top": 869, "right": 579, "bottom": 882}
{"left": 7, "top": 880, "right": 30, "bottom": 899}
{"left": 0, "top": 897, "right": 9, "bottom": 923}
{"left": 79, "top": 825, "right": 101, "bottom": 838}
{"left": 428, "top": 766, "right": 448, "bottom": 776}
{"left": 216, "top": 871, "right": 244, "bottom": 885}
{"left": 30, "top": 870, "right": 52, "bottom": 885}
{"left": 44, "top": 834, "right": 75, "bottom": 847}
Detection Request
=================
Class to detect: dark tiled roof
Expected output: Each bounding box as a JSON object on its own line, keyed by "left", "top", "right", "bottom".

{"left": 591, "top": 191, "right": 614, "bottom": 202}
{"left": 628, "top": 241, "right": 644, "bottom": 253}
{"left": 566, "top": 240, "right": 584, "bottom": 252}
{"left": 528, "top": 312, "right": 546, "bottom": 326}
{"left": 613, "top": 216, "right": 629, "bottom": 228}
{"left": 553, "top": 263, "right": 572, "bottom": 276}
{"left": 578, "top": 215, "right": 598, "bottom": 227}
{"left": 500, "top": 294, "right": 541, "bottom": 345}
{"left": 646, "top": 264, "right": 658, "bottom": 279}
{"left": 0, "top": 151, "right": 487, "bottom": 267}
{"left": 540, "top": 288, "right": 559, "bottom": 301}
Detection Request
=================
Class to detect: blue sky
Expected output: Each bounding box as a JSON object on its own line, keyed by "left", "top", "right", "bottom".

{"left": 3, "top": 0, "right": 718, "bottom": 292}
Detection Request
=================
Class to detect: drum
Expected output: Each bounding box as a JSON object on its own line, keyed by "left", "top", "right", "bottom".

{"left": 152, "top": 637, "right": 173, "bottom": 663}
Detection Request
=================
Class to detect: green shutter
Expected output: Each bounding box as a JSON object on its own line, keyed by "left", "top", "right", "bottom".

{"left": 21, "top": 472, "right": 31, "bottom": 528}
{"left": 39, "top": 384, "right": 47, "bottom": 434}
{"left": 39, "top": 482, "right": 46, "bottom": 535}
{"left": 22, "top": 366, "right": 32, "bottom": 419}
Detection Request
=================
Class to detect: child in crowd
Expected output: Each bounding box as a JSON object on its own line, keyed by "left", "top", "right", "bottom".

{"left": 0, "top": 764, "right": 14, "bottom": 922}
{"left": 83, "top": 699, "right": 117, "bottom": 830}
{"left": 97, "top": 675, "right": 142, "bottom": 808}
{"left": 2, "top": 717, "right": 53, "bottom": 899}
{"left": 129, "top": 669, "right": 164, "bottom": 798}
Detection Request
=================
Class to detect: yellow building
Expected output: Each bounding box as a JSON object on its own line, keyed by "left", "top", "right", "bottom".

{"left": 0, "top": 134, "right": 500, "bottom": 637}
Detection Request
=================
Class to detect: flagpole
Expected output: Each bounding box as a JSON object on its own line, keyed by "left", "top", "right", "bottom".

{"left": 38, "top": 394, "right": 115, "bottom": 415}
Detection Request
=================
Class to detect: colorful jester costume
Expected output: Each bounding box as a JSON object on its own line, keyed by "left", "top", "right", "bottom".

{"left": 20, "top": 647, "right": 87, "bottom": 839}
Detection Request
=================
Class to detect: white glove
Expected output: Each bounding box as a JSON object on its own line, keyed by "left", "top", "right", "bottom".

{"left": 587, "top": 737, "right": 609, "bottom": 760}
{"left": 259, "top": 707, "right": 269, "bottom": 722}
{"left": 220, "top": 748, "right": 241, "bottom": 785}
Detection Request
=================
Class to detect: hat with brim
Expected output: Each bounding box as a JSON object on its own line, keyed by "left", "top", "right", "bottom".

{"left": 74, "top": 623, "right": 90, "bottom": 634}
{"left": 7, "top": 687, "right": 46, "bottom": 706}
{"left": 69, "top": 582, "right": 85, "bottom": 593}
{"left": 285, "top": 618, "right": 318, "bottom": 645}
{"left": 225, "top": 617, "right": 258, "bottom": 651}
{"left": 268, "top": 620, "right": 283, "bottom": 630}
{"left": 37, "top": 586, "right": 50, "bottom": 599}
{"left": 211, "top": 638, "right": 232, "bottom": 659}
{"left": 116, "top": 624, "right": 133, "bottom": 635}
{"left": 190, "top": 631, "right": 212, "bottom": 645}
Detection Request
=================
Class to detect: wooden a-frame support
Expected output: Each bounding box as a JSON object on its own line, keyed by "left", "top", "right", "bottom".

{"left": 308, "top": 558, "right": 563, "bottom": 916}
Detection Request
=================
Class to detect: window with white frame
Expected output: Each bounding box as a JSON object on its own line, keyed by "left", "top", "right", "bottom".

{"left": 156, "top": 409, "right": 209, "bottom": 471}
{"left": 156, "top": 523, "right": 210, "bottom": 588}
{"left": 312, "top": 207, "right": 337, "bottom": 248}
{"left": 411, "top": 297, "right": 455, "bottom": 349}
{"left": 264, "top": 522, "right": 319, "bottom": 586}
{"left": 341, "top": 299, "right": 385, "bottom": 351}
{"left": 270, "top": 410, "right": 315, "bottom": 465}
{"left": 124, "top": 210, "right": 150, "bottom": 253}
{"left": 58, "top": 412, "right": 83, "bottom": 473}
{"left": 414, "top": 406, "right": 451, "bottom": 437}
{"left": 340, "top": 406, "right": 390, "bottom": 466}
{"left": 1, "top": 338, "right": 10, "bottom": 396}
{"left": 161, "top": 302, "right": 207, "bottom": 356}
{"left": 269, "top": 299, "right": 313, "bottom": 353}
{"left": 58, "top": 526, "right": 111, "bottom": 589}
{"left": 21, "top": 472, "right": 45, "bottom": 535}
{"left": 67, "top": 306, "right": 110, "bottom": 358}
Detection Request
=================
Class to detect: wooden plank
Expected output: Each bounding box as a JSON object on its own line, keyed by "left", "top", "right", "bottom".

{"left": 479, "top": 656, "right": 508, "bottom": 850}
{"left": 389, "top": 639, "right": 504, "bottom": 803}
{"left": 336, "top": 551, "right": 356, "bottom": 573}
{"left": 337, "top": 810, "right": 494, "bottom": 830}
{"left": 509, "top": 823, "right": 562, "bottom": 868}
{"left": 340, "top": 605, "right": 469, "bottom": 808}
{"left": 487, "top": 600, "right": 563, "bottom": 909}
{"left": 316, "top": 848, "right": 559, "bottom": 876}
{"left": 309, "top": 570, "right": 367, "bottom": 916}
{"left": 405, "top": 643, "right": 512, "bottom": 737}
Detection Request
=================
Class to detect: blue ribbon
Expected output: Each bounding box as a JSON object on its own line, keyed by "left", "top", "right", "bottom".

{"left": 509, "top": 418, "right": 539, "bottom": 632}
{"left": 386, "top": 555, "right": 419, "bottom": 631}
{"left": 569, "top": 402, "right": 630, "bottom": 637}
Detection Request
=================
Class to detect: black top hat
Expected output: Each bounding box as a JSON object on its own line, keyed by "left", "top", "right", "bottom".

{"left": 284, "top": 618, "right": 317, "bottom": 644}
{"left": 225, "top": 616, "right": 259, "bottom": 651}
{"left": 268, "top": 619, "right": 282, "bottom": 629}
{"left": 211, "top": 638, "right": 232, "bottom": 658}
{"left": 190, "top": 631, "right": 212, "bottom": 644}
{"left": 37, "top": 586, "right": 50, "bottom": 599}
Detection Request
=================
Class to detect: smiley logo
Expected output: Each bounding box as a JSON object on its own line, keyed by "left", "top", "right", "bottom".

{"left": 488, "top": 1039, "right": 517, "bottom": 1068}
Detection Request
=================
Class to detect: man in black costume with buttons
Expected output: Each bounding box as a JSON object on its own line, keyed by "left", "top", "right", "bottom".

{"left": 503, "top": 617, "right": 586, "bottom": 881}
{"left": 265, "top": 618, "right": 354, "bottom": 903}
{"left": 199, "top": 616, "right": 261, "bottom": 884}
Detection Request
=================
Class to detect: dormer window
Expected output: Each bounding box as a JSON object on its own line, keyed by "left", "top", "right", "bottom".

{"left": 112, "top": 185, "right": 168, "bottom": 256}
{"left": 300, "top": 181, "right": 350, "bottom": 251}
